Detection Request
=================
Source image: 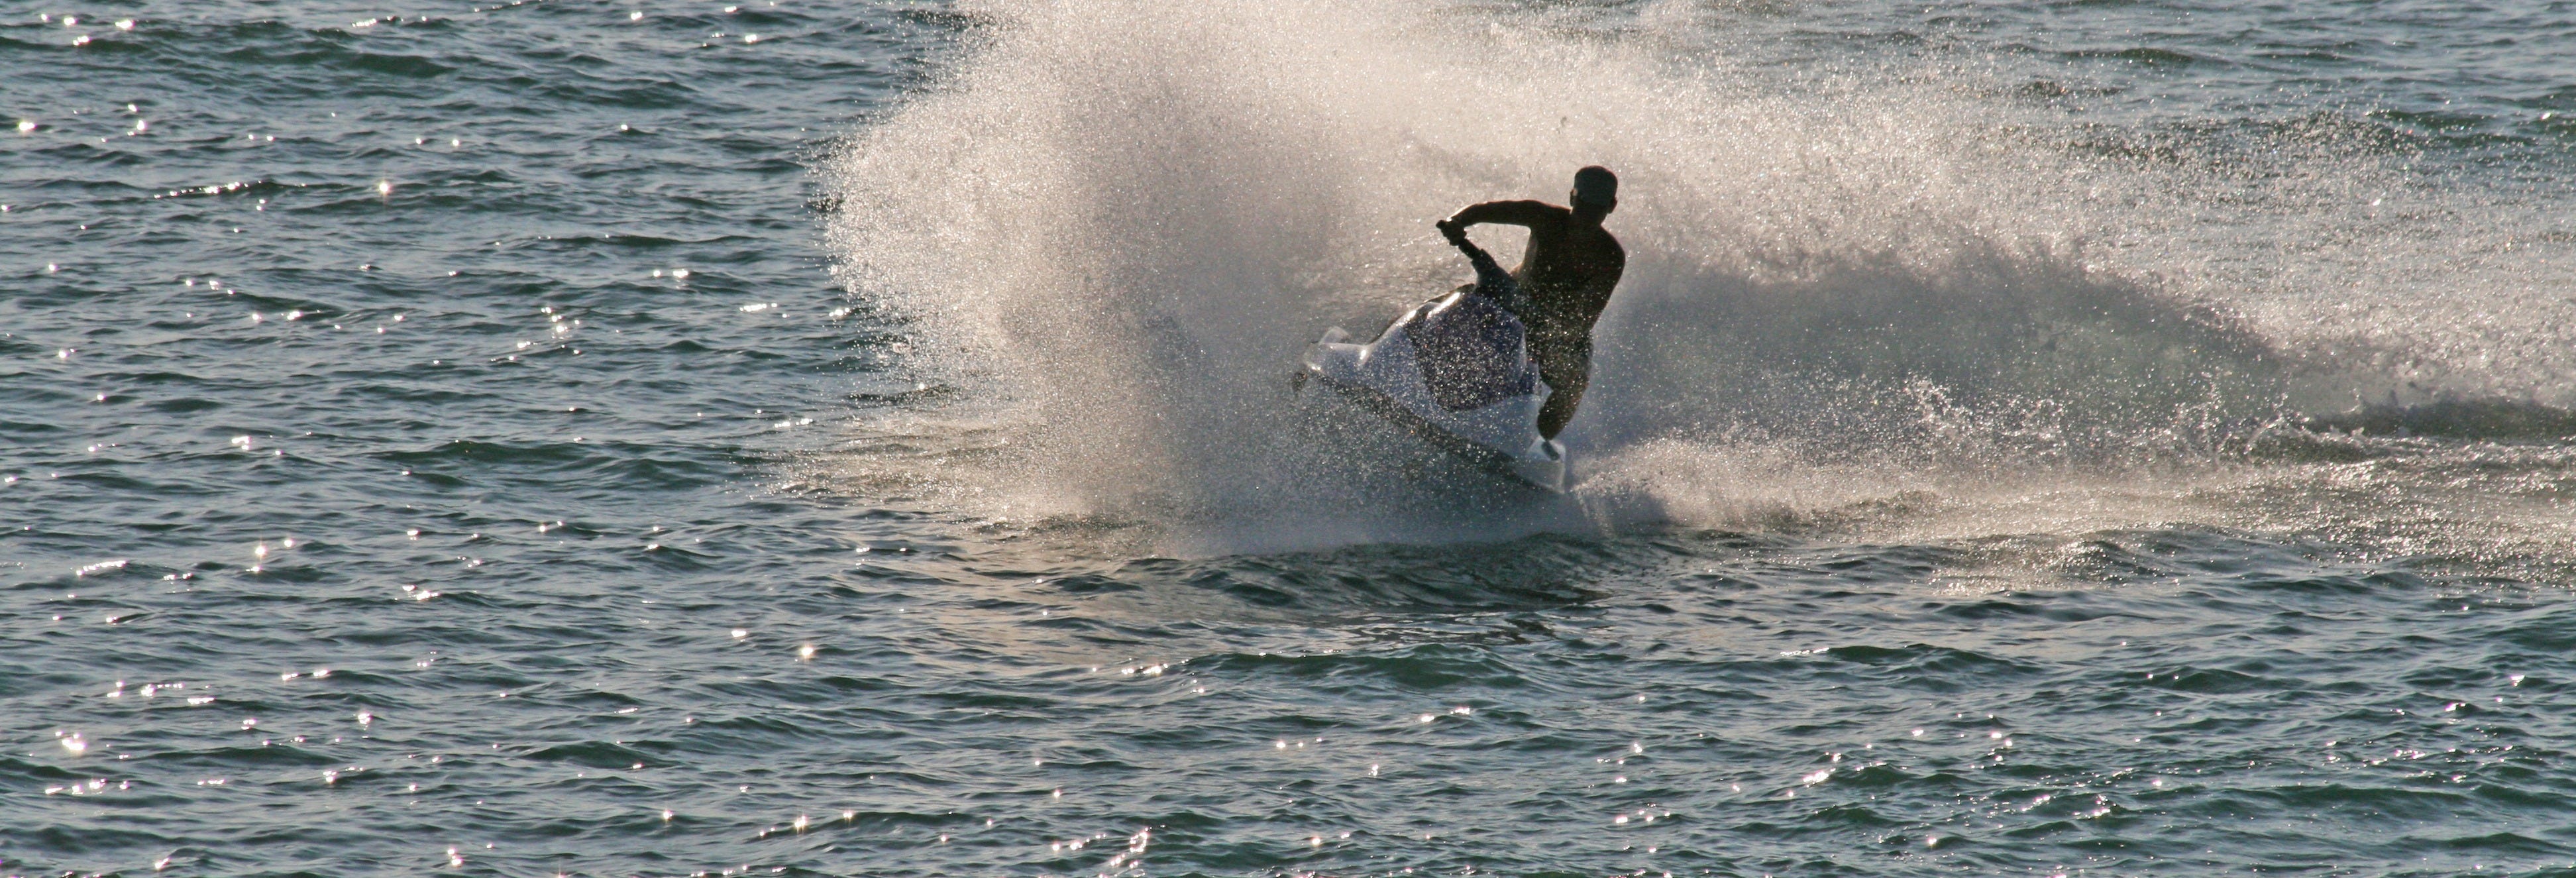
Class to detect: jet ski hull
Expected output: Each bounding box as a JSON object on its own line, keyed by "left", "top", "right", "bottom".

{"left": 1297, "top": 296, "right": 1567, "bottom": 492}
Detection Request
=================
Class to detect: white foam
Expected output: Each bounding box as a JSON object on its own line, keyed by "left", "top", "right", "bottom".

{"left": 823, "top": 0, "right": 2576, "bottom": 551}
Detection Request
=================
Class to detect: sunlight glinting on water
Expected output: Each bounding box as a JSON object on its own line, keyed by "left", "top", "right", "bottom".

{"left": 4, "top": 0, "right": 2574, "bottom": 875}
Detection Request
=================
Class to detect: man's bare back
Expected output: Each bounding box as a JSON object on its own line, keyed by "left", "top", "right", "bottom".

{"left": 1436, "top": 166, "right": 1625, "bottom": 439}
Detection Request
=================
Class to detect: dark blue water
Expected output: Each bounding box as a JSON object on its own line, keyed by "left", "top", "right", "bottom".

{"left": 8, "top": 1, "right": 2576, "bottom": 875}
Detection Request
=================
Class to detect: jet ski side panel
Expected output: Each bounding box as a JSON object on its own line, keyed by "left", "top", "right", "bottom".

{"left": 1298, "top": 296, "right": 1567, "bottom": 492}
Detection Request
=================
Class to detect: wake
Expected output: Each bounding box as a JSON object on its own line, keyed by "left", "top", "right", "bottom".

{"left": 822, "top": 0, "right": 2576, "bottom": 551}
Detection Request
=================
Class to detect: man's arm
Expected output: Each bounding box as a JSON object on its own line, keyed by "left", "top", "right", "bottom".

{"left": 1446, "top": 199, "right": 1565, "bottom": 230}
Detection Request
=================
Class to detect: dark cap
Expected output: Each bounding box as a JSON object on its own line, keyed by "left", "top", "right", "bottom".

{"left": 1572, "top": 166, "right": 1617, "bottom": 207}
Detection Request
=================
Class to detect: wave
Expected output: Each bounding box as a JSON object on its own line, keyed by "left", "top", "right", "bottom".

{"left": 2304, "top": 397, "right": 2576, "bottom": 442}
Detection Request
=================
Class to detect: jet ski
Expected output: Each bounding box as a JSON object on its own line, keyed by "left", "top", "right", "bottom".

{"left": 1295, "top": 286, "right": 1568, "bottom": 493}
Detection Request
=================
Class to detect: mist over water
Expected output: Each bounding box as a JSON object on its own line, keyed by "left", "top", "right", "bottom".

{"left": 826, "top": 0, "right": 2576, "bottom": 551}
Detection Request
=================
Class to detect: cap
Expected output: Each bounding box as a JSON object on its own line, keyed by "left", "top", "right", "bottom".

{"left": 1572, "top": 166, "right": 1617, "bottom": 207}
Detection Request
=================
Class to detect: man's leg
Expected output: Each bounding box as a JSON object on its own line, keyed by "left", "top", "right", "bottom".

{"left": 1534, "top": 339, "right": 1590, "bottom": 439}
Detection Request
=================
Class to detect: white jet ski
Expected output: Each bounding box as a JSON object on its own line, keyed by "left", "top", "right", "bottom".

{"left": 1296, "top": 288, "right": 1568, "bottom": 492}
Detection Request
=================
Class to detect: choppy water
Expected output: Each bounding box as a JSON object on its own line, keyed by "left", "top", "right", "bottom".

{"left": 7, "top": 1, "right": 2576, "bottom": 875}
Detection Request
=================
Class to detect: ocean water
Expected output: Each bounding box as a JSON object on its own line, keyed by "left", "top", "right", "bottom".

{"left": 7, "top": 0, "right": 2576, "bottom": 875}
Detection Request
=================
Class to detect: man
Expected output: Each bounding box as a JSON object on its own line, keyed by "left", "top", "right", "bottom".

{"left": 1433, "top": 165, "right": 1625, "bottom": 439}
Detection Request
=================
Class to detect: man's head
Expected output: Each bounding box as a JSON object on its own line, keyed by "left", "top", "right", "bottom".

{"left": 1570, "top": 166, "right": 1617, "bottom": 219}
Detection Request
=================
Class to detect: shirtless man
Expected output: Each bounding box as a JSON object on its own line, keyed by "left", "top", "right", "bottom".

{"left": 1433, "top": 165, "right": 1625, "bottom": 439}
